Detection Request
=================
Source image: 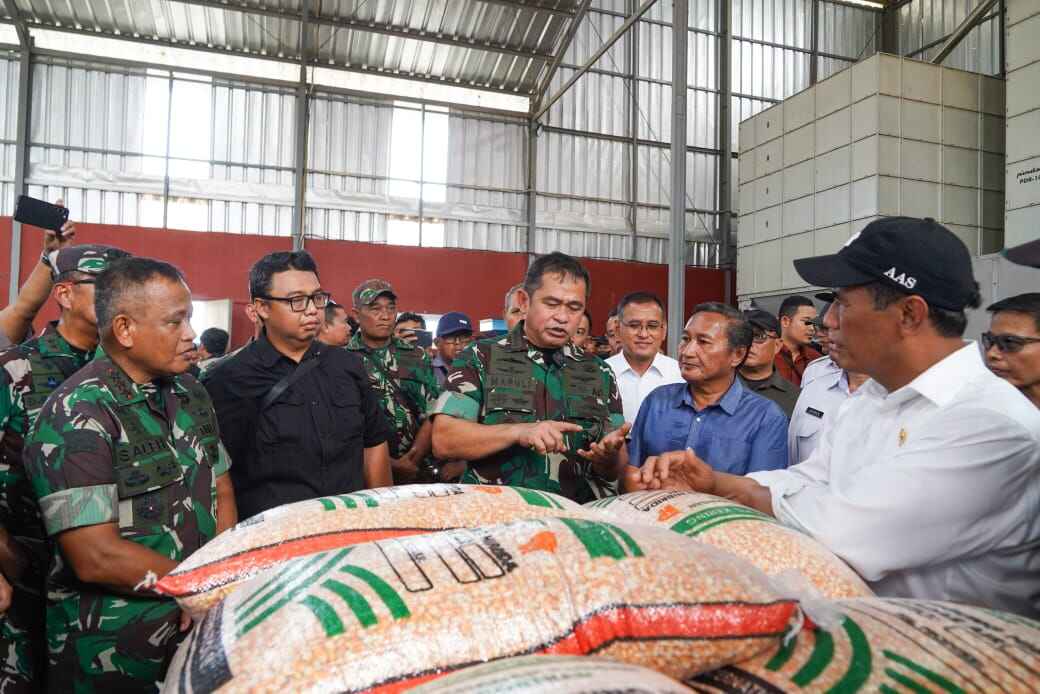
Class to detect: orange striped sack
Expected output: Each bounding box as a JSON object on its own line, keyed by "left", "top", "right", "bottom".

{"left": 585, "top": 490, "right": 872, "bottom": 599}
{"left": 158, "top": 484, "right": 583, "bottom": 617}
{"left": 411, "top": 655, "right": 692, "bottom": 693}
{"left": 162, "top": 517, "right": 800, "bottom": 693}
{"left": 689, "top": 598, "right": 1040, "bottom": 693}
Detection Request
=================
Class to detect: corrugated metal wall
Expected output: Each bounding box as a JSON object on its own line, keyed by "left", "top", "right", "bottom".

{"left": 0, "top": 52, "right": 18, "bottom": 217}
{"left": 537, "top": 0, "right": 876, "bottom": 264}
{"left": 897, "top": 0, "right": 1002, "bottom": 75}
{"left": 0, "top": 1, "right": 879, "bottom": 264}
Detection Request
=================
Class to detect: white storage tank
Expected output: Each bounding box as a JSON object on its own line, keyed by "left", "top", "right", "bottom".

{"left": 737, "top": 53, "right": 1005, "bottom": 301}
{"left": 1005, "top": 0, "right": 1040, "bottom": 247}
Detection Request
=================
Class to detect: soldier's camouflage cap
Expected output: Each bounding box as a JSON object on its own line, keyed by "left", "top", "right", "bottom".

{"left": 352, "top": 278, "right": 397, "bottom": 307}
{"left": 48, "top": 244, "right": 131, "bottom": 280}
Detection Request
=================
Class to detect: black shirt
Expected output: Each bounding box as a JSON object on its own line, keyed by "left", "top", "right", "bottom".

{"left": 203, "top": 333, "right": 390, "bottom": 519}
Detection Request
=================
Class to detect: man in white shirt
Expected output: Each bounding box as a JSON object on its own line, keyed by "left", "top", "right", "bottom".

{"left": 628, "top": 217, "right": 1040, "bottom": 618}
{"left": 606, "top": 292, "right": 683, "bottom": 422}
{"left": 789, "top": 296, "right": 870, "bottom": 464}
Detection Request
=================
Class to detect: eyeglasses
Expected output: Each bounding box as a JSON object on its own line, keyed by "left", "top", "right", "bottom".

{"left": 257, "top": 292, "right": 331, "bottom": 312}
{"left": 622, "top": 321, "right": 664, "bottom": 334}
{"left": 751, "top": 331, "right": 779, "bottom": 344}
{"left": 981, "top": 331, "right": 1040, "bottom": 353}
{"left": 441, "top": 334, "right": 473, "bottom": 346}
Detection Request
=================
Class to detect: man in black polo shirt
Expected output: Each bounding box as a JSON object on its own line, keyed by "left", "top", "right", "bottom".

{"left": 204, "top": 251, "right": 391, "bottom": 519}
{"left": 738, "top": 309, "right": 799, "bottom": 418}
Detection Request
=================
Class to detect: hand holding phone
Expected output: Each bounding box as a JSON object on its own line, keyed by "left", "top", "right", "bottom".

{"left": 15, "top": 196, "right": 69, "bottom": 233}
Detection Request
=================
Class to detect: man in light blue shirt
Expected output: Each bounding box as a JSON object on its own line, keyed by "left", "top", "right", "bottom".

{"left": 623, "top": 302, "right": 789, "bottom": 479}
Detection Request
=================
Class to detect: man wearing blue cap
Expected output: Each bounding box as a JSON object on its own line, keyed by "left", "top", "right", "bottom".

{"left": 433, "top": 312, "right": 474, "bottom": 387}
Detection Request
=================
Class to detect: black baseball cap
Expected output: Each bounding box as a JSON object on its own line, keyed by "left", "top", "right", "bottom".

{"left": 793, "top": 217, "right": 978, "bottom": 311}
{"left": 743, "top": 309, "right": 780, "bottom": 335}
{"left": 1004, "top": 238, "right": 1040, "bottom": 268}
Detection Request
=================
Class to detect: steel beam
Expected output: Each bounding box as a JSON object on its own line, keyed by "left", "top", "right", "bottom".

{"left": 627, "top": 0, "right": 639, "bottom": 260}
{"left": 931, "top": 0, "right": 999, "bottom": 64}
{"left": 535, "top": 0, "right": 659, "bottom": 121}
{"left": 667, "top": 0, "right": 688, "bottom": 355}
{"left": 291, "top": 0, "right": 311, "bottom": 250}
{"left": 5, "top": 0, "right": 29, "bottom": 303}
{"left": 169, "top": 0, "right": 555, "bottom": 62}
{"left": 23, "top": 22, "right": 530, "bottom": 97}
{"left": 526, "top": 118, "right": 538, "bottom": 255}
{"left": 532, "top": 0, "right": 592, "bottom": 108}
{"left": 1, "top": 0, "right": 28, "bottom": 46}
{"left": 809, "top": 0, "right": 819, "bottom": 85}
{"left": 476, "top": 0, "right": 578, "bottom": 18}
{"left": 717, "top": 0, "right": 733, "bottom": 269}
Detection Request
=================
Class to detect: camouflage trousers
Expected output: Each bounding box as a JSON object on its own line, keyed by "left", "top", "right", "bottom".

{"left": 45, "top": 593, "right": 183, "bottom": 694}
{"left": 0, "top": 589, "right": 45, "bottom": 694}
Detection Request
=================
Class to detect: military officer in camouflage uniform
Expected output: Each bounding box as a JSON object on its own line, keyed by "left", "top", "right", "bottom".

{"left": 432, "top": 252, "right": 627, "bottom": 502}
{"left": 347, "top": 280, "right": 445, "bottom": 483}
{"left": 0, "top": 245, "right": 130, "bottom": 692}
{"left": 23, "top": 257, "right": 237, "bottom": 693}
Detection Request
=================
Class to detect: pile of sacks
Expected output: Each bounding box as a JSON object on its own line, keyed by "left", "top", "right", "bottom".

{"left": 155, "top": 485, "right": 1040, "bottom": 693}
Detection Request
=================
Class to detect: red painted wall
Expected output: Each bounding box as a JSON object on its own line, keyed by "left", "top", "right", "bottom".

{"left": 0, "top": 218, "right": 731, "bottom": 348}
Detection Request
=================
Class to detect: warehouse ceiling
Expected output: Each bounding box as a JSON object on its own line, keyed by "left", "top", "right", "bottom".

{"left": 2, "top": 0, "right": 586, "bottom": 95}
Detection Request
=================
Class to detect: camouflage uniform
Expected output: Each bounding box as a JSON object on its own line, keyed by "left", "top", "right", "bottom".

{"left": 345, "top": 332, "right": 440, "bottom": 460}
{"left": 23, "top": 355, "right": 230, "bottom": 693}
{"left": 0, "top": 244, "right": 128, "bottom": 693}
{"left": 431, "top": 322, "right": 625, "bottom": 502}
{"left": 0, "top": 323, "right": 91, "bottom": 692}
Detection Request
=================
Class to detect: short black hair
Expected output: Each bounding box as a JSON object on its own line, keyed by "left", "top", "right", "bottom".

{"left": 95, "top": 257, "right": 185, "bottom": 333}
{"left": 864, "top": 281, "right": 978, "bottom": 338}
{"left": 582, "top": 310, "right": 592, "bottom": 326}
{"left": 690, "top": 302, "right": 753, "bottom": 352}
{"left": 523, "top": 252, "right": 590, "bottom": 298}
{"left": 324, "top": 301, "right": 347, "bottom": 324}
{"left": 987, "top": 292, "right": 1040, "bottom": 332}
{"left": 395, "top": 312, "right": 426, "bottom": 329}
{"left": 778, "top": 295, "right": 815, "bottom": 320}
{"left": 617, "top": 291, "right": 665, "bottom": 322}
{"left": 607, "top": 306, "right": 619, "bottom": 319}
{"left": 248, "top": 250, "right": 319, "bottom": 300}
{"left": 347, "top": 316, "right": 359, "bottom": 333}
{"left": 199, "top": 327, "right": 229, "bottom": 357}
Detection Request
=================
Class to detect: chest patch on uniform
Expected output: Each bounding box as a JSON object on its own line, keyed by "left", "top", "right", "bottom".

{"left": 46, "top": 376, "right": 59, "bottom": 388}
{"left": 806, "top": 407, "right": 824, "bottom": 419}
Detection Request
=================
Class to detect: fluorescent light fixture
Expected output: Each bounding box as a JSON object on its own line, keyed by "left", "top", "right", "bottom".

{"left": 836, "top": 0, "right": 885, "bottom": 9}
{"left": 31, "top": 28, "right": 530, "bottom": 113}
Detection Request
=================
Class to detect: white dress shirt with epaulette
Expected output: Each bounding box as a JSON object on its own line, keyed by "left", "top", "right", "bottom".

{"left": 750, "top": 343, "right": 1040, "bottom": 618}
{"left": 787, "top": 355, "right": 849, "bottom": 465}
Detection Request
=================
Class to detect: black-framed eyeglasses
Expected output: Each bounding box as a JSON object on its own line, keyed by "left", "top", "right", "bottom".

{"left": 257, "top": 291, "right": 331, "bottom": 312}
{"left": 981, "top": 331, "right": 1040, "bottom": 353}
{"left": 751, "top": 331, "right": 779, "bottom": 344}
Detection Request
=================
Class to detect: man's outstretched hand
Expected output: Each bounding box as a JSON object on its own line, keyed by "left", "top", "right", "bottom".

{"left": 623, "top": 448, "right": 715, "bottom": 494}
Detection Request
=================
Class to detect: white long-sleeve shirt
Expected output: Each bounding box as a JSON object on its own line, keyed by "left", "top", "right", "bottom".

{"left": 606, "top": 351, "right": 684, "bottom": 423}
{"left": 749, "top": 343, "right": 1040, "bottom": 618}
